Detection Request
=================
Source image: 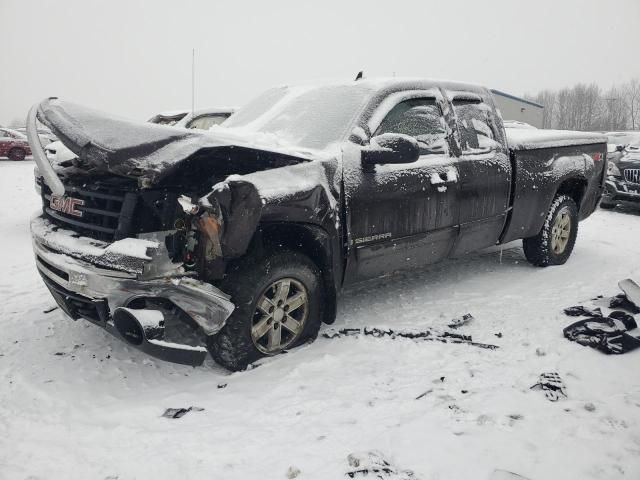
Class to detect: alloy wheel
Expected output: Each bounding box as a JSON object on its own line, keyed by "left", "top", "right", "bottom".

{"left": 251, "top": 278, "right": 309, "bottom": 354}
{"left": 550, "top": 206, "right": 572, "bottom": 254}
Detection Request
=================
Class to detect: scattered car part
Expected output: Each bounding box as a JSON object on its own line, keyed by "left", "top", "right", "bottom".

{"left": 161, "top": 406, "right": 205, "bottom": 419}
{"left": 619, "top": 278, "right": 640, "bottom": 309}
{"left": 563, "top": 313, "right": 639, "bottom": 354}
{"left": 530, "top": 372, "right": 567, "bottom": 402}
{"left": 448, "top": 313, "right": 474, "bottom": 329}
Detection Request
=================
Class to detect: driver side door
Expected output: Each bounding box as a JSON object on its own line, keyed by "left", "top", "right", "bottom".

{"left": 343, "top": 94, "right": 461, "bottom": 283}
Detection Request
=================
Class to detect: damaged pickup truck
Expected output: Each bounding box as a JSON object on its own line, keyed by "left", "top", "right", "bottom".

{"left": 28, "top": 79, "right": 607, "bottom": 370}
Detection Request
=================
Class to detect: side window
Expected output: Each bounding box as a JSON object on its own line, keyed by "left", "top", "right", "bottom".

{"left": 375, "top": 98, "right": 448, "bottom": 154}
{"left": 453, "top": 100, "right": 499, "bottom": 153}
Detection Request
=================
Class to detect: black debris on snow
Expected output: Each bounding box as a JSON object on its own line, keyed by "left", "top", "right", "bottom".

{"left": 161, "top": 406, "right": 205, "bottom": 419}
{"left": 530, "top": 372, "right": 567, "bottom": 402}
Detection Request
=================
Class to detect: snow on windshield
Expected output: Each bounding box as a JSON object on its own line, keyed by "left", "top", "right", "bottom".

{"left": 223, "top": 84, "right": 373, "bottom": 150}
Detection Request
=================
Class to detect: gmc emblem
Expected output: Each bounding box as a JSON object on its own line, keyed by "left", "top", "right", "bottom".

{"left": 50, "top": 194, "right": 84, "bottom": 217}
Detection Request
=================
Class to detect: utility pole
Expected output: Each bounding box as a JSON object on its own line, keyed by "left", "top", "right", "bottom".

{"left": 191, "top": 48, "right": 195, "bottom": 116}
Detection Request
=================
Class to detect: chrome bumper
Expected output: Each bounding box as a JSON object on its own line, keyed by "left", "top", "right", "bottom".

{"left": 32, "top": 215, "right": 235, "bottom": 365}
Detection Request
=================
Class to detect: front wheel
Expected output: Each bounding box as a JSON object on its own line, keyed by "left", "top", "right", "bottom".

{"left": 8, "top": 148, "right": 26, "bottom": 161}
{"left": 207, "top": 250, "right": 324, "bottom": 371}
{"left": 523, "top": 195, "right": 578, "bottom": 267}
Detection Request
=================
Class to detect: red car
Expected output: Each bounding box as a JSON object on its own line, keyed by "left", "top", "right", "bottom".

{"left": 0, "top": 128, "right": 32, "bottom": 161}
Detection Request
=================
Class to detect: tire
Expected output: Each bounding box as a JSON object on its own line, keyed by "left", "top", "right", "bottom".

{"left": 207, "top": 250, "right": 324, "bottom": 371}
{"left": 523, "top": 195, "right": 579, "bottom": 267}
{"left": 8, "top": 148, "right": 26, "bottom": 161}
{"left": 599, "top": 201, "right": 616, "bottom": 210}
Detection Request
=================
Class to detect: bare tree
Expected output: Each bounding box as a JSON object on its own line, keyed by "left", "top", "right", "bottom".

{"left": 623, "top": 79, "right": 640, "bottom": 130}
{"left": 527, "top": 78, "right": 640, "bottom": 131}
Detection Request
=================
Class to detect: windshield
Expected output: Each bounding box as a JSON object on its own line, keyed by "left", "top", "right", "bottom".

{"left": 224, "top": 84, "right": 373, "bottom": 150}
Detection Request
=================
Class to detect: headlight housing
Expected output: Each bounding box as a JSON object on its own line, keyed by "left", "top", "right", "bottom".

{"left": 607, "top": 162, "right": 621, "bottom": 177}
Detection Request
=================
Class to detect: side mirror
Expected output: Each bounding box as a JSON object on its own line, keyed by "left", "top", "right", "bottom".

{"left": 361, "top": 133, "right": 420, "bottom": 166}
{"left": 616, "top": 145, "right": 625, "bottom": 152}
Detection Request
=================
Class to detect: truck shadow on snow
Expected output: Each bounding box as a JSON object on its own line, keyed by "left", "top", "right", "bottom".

{"left": 337, "top": 242, "right": 529, "bottom": 321}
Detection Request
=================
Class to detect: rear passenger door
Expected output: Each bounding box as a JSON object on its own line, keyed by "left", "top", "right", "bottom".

{"left": 343, "top": 94, "right": 460, "bottom": 282}
{"left": 449, "top": 96, "right": 512, "bottom": 256}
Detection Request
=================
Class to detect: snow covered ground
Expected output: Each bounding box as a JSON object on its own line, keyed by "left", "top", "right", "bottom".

{"left": 1, "top": 160, "right": 639, "bottom": 480}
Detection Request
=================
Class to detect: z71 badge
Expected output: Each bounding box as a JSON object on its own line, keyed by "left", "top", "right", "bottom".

{"left": 50, "top": 194, "right": 85, "bottom": 217}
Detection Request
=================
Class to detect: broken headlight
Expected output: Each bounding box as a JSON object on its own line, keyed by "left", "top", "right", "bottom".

{"left": 175, "top": 195, "right": 224, "bottom": 269}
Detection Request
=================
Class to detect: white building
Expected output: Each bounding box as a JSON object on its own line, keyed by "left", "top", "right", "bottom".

{"left": 491, "top": 89, "right": 544, "bottom": 128}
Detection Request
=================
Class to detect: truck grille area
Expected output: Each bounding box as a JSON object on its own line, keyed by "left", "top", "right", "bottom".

{"left": 40, "top": 273, "right": 110, "bottom": 324}
{"left": 624, "top": 168, "right": 640, "bottom": 184}
{"left": 41, "top": 181, "right": 136, "bottom": 242}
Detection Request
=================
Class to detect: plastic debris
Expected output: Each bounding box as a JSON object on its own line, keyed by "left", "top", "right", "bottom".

{"left": 609, "top": 294, "right": 640, "bottom": 314}
{"left": 161, "top": 406, "right": 205, "bottom": 419}
{"left": 530, "top": 372, "right": 567, "bottom": 402}
{"left": 323, "top": 326, "right": 498, "bottom": 350}
{"left": 415, "top": 389, "right": 433, "bottom": 400}
{"left": 563, "top": 313, "right": 639, "bottom": 354}
{"left": 448, "top": 313, "right": 474, "bottom": 329}
{"left": 563, "top": 306, "right": 602, "bottom": 317}
{"left": 346, "top": 451, "right": 418, "bottom": 479}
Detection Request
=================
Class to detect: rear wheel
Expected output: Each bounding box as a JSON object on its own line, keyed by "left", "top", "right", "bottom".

{"left": 523, "top": 195, "right": 578, "bottom": 267}
{"left": 8, "top": 148, "right": 26, "bottom": 161}
{"left": 207, "top": 250, "right": 323, "bottom": 371}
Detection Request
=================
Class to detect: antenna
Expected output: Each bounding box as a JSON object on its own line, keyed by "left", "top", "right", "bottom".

{"left": 191, "top": 48, "right": 195, "bottom": 115}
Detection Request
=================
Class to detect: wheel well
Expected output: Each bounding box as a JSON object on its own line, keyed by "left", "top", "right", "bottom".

{"left": 249, "top": 223, "right": 338, "bottom": 325}
{"left": 556, "top": 178, "right": 587, "bottom": 208}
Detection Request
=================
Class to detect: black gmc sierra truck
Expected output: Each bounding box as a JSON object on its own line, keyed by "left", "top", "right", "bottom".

{"left": 28, "top": 78, "right": 607, "bottom": 370}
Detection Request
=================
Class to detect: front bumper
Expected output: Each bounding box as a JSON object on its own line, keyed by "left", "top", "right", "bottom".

{"left": 32, "top": 215, "right": 235, "bottom": 366}
{"left": 603, "top": 178, "right": 640, "bottom": 205}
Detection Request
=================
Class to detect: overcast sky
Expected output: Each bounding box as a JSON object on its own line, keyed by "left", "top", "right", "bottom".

{"left": 2, "top": 0, "right": 639, "bottom": 126}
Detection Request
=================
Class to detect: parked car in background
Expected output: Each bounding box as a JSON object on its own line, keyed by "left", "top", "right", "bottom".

{"left": 147, "top": 110, "right": 189, "bottom": 125}
{"left": 44, "top": 140, "right": 75, "bottom": 163}
{"left": 15, "top": 127, "right": 56, "bottom": 145}
{"left": 602, "top": 133, "right": 640, "bottom": 209}
{"left": 0, "top": 127, "right": 32, "bottom": 161}
{"left": 174, "top": 107, "right": 236, "bottom": 130}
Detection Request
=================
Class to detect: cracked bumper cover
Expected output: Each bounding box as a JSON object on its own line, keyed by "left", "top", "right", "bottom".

{"left": 31, "top": 215, "right": 235, "bottom": 366}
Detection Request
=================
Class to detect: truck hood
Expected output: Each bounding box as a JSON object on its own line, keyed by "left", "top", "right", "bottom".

{"left": 35, "top": 98, "right": 317, "bottom": 183}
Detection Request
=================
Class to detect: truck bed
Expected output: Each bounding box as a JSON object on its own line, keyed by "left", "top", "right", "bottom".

{"left": 500, "top": 129, "right": 607, "bottom": 244}
{"left": 506, "top": 129, "right": 607, "bottom": 151}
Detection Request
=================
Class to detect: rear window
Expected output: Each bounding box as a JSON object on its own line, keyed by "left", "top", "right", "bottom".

{"left": 453, "top": 100, "right": 499, "bottom": 153}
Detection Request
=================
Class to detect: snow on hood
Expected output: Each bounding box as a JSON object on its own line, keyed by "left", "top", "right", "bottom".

{"left": 506, "top": 129, "right": 607, "bottom": 150}
{"left": 35, "top": 98, "right": 321, "bottom": 183}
